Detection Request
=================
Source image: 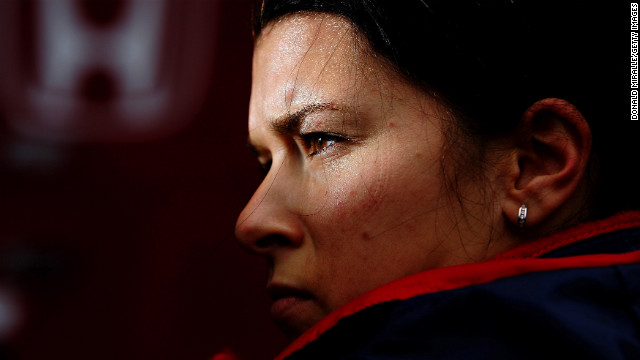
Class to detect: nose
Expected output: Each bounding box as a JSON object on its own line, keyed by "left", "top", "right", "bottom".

{"left": 235, "top": 167, "right": 305, "bottom": 256}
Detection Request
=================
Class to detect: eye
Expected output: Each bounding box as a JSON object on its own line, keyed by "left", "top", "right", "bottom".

{"left": 300, "top": 133, "right": 345, "bottom": 157}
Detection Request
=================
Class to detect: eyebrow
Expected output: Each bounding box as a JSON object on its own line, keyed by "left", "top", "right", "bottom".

{"left": 247, "top": 102, "right": 343, "bottom": 156}
{"left": 269, "top": 102, "right": 341, "bottom": 135}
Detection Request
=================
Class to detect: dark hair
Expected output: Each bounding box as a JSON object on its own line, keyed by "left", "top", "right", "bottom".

{"left": 253, "top": 0, "right": 636, "bottom": 221}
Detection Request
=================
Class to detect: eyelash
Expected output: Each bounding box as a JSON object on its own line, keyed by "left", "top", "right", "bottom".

{"left": 256, "top": 132, "right": 347, "bottom": 176}
{"left": 299, "top": 132, "right": 346, "bottom": 157}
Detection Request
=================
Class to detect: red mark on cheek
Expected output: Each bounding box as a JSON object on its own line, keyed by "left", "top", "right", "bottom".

{"left": 361, "top": 231, "right": 371, "bottom": 241}
{"left": 388, "top": 122, "right": 395, "bottom": 127}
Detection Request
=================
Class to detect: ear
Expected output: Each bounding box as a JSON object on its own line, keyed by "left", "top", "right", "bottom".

{"left": 502, "top": 98, "right": 592, "bottom": 229}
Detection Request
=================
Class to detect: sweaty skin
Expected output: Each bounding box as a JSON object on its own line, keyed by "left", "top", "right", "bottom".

{"left": 236, "top": 14, "right": 515, "bottom": 339}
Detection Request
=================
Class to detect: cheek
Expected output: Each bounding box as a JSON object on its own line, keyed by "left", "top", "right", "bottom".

{"left": 327, "top": 164, "right": 388, "bottom": 231}
{"left": 301, "top": 141, "right": 447, "bottom": 305}
{"left": 300, "top": 159, "right": 391, "bottom": 270}
{"left": 322, "top": 152, "right": 440, "bottom": 240}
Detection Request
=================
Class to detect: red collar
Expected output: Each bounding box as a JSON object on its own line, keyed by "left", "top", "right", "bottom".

{"left": 276, "top": 211, "right": 640, "bottom": 360}
{"left": 494, "top": 211, "right": 640, "bottom": 260}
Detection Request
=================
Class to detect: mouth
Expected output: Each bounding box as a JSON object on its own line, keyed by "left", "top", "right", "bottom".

{"left": 267, "top": 284, "right": 314, "bottom": 322}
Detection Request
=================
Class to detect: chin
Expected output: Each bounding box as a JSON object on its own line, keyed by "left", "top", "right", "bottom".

{"left": 274, "top": 315, "right": 318, "bottom": 341}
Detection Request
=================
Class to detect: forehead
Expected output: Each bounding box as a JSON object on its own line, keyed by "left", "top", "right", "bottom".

{"left": 254, "top": 13, "right": 357, "bottom": 75}
{"left": 250, "top": 14, "right": 366, "bottom": 122}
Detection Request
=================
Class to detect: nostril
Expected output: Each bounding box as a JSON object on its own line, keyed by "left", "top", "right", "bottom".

{"left": 256, "top": 234, "right": 292, "bottom": 249}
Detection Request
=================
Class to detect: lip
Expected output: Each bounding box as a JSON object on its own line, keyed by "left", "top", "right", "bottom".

{"left": 267, "top": 284, "right": 313, "bottom": 321}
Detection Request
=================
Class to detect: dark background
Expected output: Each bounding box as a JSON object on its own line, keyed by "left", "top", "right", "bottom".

{"left": 0, "top": 1, "right": 288, "bottom": 359}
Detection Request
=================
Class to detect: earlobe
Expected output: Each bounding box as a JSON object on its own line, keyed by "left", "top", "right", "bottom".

{"left": 502, "top": 98, "right": 592, "bottom": 230}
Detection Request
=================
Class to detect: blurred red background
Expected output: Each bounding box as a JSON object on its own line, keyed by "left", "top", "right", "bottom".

{"left": 0, "top": 1, "right": 288, "bottom": 359}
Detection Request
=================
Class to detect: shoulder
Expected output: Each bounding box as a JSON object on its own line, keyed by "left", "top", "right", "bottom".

{"left": 278, "top": 212, "right": 640, "bottom": 360}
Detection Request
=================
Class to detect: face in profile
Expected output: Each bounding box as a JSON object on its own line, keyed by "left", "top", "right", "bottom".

{"left": 236, "top": 14, "right": 509, "bottom": 339}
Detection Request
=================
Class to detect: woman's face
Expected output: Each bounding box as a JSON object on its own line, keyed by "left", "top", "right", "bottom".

{"left": 236, "top": 14, "right": 509, "bottom": 338}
